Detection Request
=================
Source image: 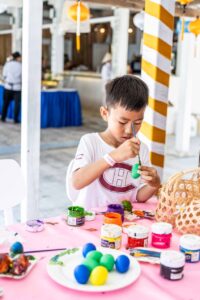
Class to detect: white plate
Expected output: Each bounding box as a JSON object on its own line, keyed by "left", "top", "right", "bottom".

{"left": 47, "top": 247, "right": 141, "bottom": 292}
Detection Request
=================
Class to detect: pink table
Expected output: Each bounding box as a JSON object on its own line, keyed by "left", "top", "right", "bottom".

{"left": 0, "top": 199, "right": 199, "bottom": 300}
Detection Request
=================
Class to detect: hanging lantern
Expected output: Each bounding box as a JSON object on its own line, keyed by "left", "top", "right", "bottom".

{"left": 189, "top": 18, "right": 200, "bottom": 36}
{"left": 133, "top": 11, "right": 145, "bottom": 31}
{"left": 189, "top": 17, "right": 200, "bottom": 57}
{"left": 67, "top": 1, "right": 89, "bottom": 22}
{"left": 176, "top": 0, "right": 194, "bottom": 40}
{"left": 67, "top": 1, "right": 90, "bottom": 52}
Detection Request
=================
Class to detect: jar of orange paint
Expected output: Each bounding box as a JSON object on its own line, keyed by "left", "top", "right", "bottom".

{"left": 103, "top": 212, "right": 122, "bottom": 226}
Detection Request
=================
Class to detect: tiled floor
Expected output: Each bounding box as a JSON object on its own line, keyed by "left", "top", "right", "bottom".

{"left": 0, "top": 110, "right": 199, "bottom": 224}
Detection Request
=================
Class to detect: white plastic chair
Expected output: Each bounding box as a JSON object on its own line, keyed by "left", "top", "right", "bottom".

{"left": 0, "top": 159, "right": 26, "bottom": 225}
{"left": 66, "top": 159, "right": 79, "bottom": 203}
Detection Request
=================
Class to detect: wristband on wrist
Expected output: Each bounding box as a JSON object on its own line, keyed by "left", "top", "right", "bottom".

{"left": 103, "top": 153, "right": 116, "bottom": 167}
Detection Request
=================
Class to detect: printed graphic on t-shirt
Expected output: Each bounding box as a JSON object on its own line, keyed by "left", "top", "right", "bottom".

{"left": 99, "top": 162, "right": 136, "bottom": 193}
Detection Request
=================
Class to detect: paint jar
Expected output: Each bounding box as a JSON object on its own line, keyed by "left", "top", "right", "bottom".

{"left": 107, "top": 204, "right": 124, "bottom": 222}
{"left": 127, "top": 225, "right": 149, "bottom": 248}
{"left": 67, "top": 206, "right": 85, "bottom": 226}
{"left": 103, "top": 212, "right": 122, "bottom": 226}
{"left": 101, "top": 224, "right": 122, "bottom": 250}
{"left": 160, "top": 250, "right": 185, "bottom": 281}
{"left": 151, "top": 222, "right": 172, "bottom": 249}
{"left": 180, "top": 234, "right": 200, "bottom": 263}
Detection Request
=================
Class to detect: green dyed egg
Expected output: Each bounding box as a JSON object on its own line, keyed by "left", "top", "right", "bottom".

{"left": 131, "top": 163, "right": 140, "bottom": 179}
{"left": 86, "top": 250, "right": 103, "bottom": 263}
{"left": 82, "top": 258, "right": 99, "bottom": 272}
{"left": 100, "top": 254, "right": 115, "bottom": 272}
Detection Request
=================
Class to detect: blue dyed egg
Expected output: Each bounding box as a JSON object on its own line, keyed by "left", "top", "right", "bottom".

{"left": 115, "top": 255, "right": 130, "bottom": 273}
{"left": 82, "top": 243, "right": 96, "bottom": 258}
{"left": 74, "top": 264, "right": 90, "bottom": 284}
{"left": 10, "top": 242, "right": 24, "bottom": 255}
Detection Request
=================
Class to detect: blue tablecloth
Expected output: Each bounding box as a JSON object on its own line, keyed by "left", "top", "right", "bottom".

{"left": 0, "top": 85, "right": 82, "bottom": 128}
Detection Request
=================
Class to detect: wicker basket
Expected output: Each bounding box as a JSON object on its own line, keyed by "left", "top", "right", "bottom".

{"left": 155, "top": 168, "right": 200, "bottom": 235}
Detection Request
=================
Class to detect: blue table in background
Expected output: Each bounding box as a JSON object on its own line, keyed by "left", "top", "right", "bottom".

{"left": 0, "top": 85, "right": 82, "bottom": 128}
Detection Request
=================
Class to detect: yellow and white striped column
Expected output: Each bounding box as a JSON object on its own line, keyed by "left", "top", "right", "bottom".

{"left": 140, "top": 0, "right": 175, "bottom": 179}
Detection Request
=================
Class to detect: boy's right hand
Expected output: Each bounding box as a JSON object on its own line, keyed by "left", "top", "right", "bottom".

{"left": 109, "top": 137, "right": 140, "bottom": 162}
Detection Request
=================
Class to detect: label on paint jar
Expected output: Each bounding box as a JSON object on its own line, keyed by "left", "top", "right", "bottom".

{"left": 180, "top": 234, "right": 200, "bottom": 263}
{"left": 67, "top": 216, "right": 85, "bottom": 226}
{"left": 170, "top": 271, "right": 183, "bottom": 280}
{"left": 101, "top": 224, "right": 122, "bottom": 250}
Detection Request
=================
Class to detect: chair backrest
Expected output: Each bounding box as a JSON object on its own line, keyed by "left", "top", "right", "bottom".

{"left": 66, "top": 159, "right": 79, "bottom": 203}
{"left": 0, "top": 159, "right": 26, "bottom": 225}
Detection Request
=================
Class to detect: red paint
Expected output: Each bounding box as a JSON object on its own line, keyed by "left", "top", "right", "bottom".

{"left": 128, "top": 236, "right": 148, "bottom": 248}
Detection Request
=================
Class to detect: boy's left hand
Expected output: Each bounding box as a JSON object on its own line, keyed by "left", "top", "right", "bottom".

{"left": 138, "top": 165, "right": 160, "bottom": 189}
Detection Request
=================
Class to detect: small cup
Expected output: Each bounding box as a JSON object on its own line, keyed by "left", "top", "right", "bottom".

{"left": 103, "top": 212, "right": 122, "bottom": 226}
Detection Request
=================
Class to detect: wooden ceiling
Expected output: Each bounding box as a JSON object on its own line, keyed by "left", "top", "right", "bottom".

{"left": 85, "top": 0, "right": 200, "bottom": 17}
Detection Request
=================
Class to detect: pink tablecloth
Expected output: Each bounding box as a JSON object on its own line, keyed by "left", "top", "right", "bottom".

{"left": 0, "top": 199, "right": 199, "bottom": 300}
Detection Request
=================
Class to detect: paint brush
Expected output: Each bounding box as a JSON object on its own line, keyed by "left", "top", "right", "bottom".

{"left": 131, "top": 122, "right": 141, "bottom": 165}
{"left": 130, "top": 248, "right": 161, "bottom": 258}
{"left": 24, "top": 247, "right": 68, "bottom": 254}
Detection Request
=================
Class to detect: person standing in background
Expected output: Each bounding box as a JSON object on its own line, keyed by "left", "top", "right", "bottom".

{"left": 101, "top": 52, "right": 112, "bottom": 84}
{"left": 1, "top": 51, "right": 22, "bottom": 123}
{"left": 100, "top": 52, "right": 112, "bottom": 105}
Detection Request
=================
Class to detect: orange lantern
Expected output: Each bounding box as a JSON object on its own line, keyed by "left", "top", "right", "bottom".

{"left": 189, "top": 18, "right": 200, "bottom": 56}
{"left": 189, "top": 18, "right": 200, "bottom": 36}
{"left": 176, "top": 0, "right": 193, "bottom": 4}
{"left": 67, "top": 1, "right": 90, "bottom": 52}
{"left": 176, "top": 0, "right": 194, "bottom": 40}
{"left": 67, "top": 1, "right": 89, "bottom": 22}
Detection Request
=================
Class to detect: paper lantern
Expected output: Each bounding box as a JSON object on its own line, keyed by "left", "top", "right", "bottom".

{"left": 176, "top": 0, "right": 193, "bottom": 5}
{"left": 189, "top": 18, "right": 200, "bottom": 36}
{"left": 67, "top": 1, "right": 89, "bottom": 22}
{"left": 67, "top": 1, "right": 90, "bottom": 52}
{"left": 176, "top": 0, "right": 194, "bottom": 40}
{"left": 189, "top": 18, "right": 200, "bottom": 56}
{"left": 133, "top": 11, "right": 144, "bottom": 31}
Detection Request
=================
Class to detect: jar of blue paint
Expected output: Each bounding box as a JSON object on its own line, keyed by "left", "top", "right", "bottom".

{"left": 180, "top": 234, "right": 200, "bottom": 263}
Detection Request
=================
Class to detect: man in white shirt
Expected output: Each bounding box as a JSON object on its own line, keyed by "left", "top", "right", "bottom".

{"left": 1, "top": 52, "right": 22, "bottom": 123}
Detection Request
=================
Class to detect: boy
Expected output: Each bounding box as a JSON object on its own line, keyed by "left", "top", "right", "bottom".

{"left": 66, "top": 75, "right": 160, "bottom": 209}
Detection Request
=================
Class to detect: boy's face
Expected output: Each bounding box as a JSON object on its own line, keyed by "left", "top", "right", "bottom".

{"left": 100, "top": 104, "right": 145, "bottom": 146}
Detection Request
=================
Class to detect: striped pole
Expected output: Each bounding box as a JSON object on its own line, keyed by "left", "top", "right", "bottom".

{"left": 140, "top": 0, "right": 175, "bottom": 179}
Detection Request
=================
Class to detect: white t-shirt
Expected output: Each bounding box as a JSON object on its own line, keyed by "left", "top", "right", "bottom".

{"left": 101, "top": 62, "right": 112, "bottom": 83}
{"left": 3, "top": 61, "right": 22, "bottom": 91}
{"left": 66, "top": 133, "right": 151, "bottom": 210}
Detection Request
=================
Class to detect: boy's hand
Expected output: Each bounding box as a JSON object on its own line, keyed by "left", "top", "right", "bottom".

{"left": 139, "top": 166, "right": 160, "bottom": 189}
{"left": 110, "top": 137, "right": 140, "bottom": 162}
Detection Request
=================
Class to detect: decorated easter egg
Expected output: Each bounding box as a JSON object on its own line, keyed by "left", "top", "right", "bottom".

{"left": 100, "top": 254, "right": 115, "bottom": 272}
{"left": 115, "top": 255, "right": 130, "bottom": 273}
{"left": 82, "top": 243, "right": 96, "bottom": 258}
{"left": 86, "top": 250, "right": 103, "bottom": 262}
{"left": 90, "top": 266, "right": 108, "bottom": 285}
{"left": 10, "top": 242, "right": 24, "bottom": 255}
{"left": 131, "top": 163, "right": 140, "bottom": 179}
{"left": 82, "top": 258, "right": 99, "bottom": 272}
{"left": 74, "top": 264, "right": 90, "bottom": 284}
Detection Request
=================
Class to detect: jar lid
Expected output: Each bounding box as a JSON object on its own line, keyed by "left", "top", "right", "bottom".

{"left": 127, "top": 224, "right": 149, "bottom": 238}
{"left": 101, "top": 224, "right": 122, "bottom": 238}
{"left": 25, "top": 219, "right": 44, "bottom": 232}
{"left": 180, "top": 234, "right": 200, "bottom": 250}
{"left": 152, "top": 222, "right": 172, "bottom": 234}
{"left": 160, "top": 250, "right": 185, "bottom": 268}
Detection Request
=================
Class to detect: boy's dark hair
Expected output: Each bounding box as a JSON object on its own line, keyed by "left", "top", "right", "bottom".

{"left": 105, "top": 75, "right": 149, "bottom": 111}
